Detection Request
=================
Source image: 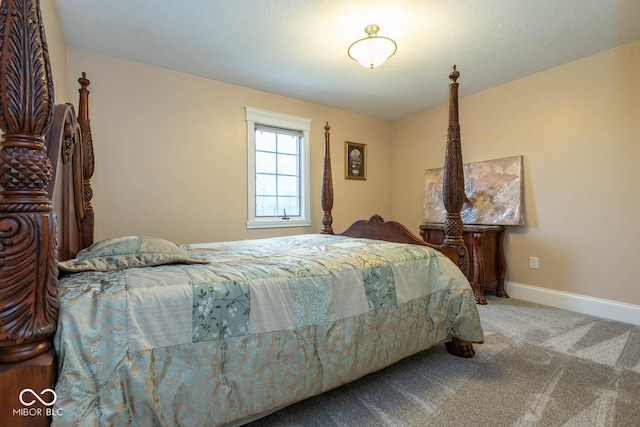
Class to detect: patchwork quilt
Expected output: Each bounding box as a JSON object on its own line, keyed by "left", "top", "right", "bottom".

{"left": 53, "top": 234, "right": 483, "bottom": 426}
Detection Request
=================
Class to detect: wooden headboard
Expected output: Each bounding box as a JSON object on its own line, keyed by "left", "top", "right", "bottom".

{"left": 45, "top": 74, "right": 95, "bottom": 262}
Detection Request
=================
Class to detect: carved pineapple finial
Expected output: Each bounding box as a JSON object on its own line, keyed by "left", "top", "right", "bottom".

{"left": 449, "top": 65, "right": 460, "bottom": 83}
{"left": 78, "top": 71, "right": 90, "bottom": 88}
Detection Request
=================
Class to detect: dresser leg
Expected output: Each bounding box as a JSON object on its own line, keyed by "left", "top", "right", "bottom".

{"left": 495, "top": 279, "right": 509, "bottom": 298}
{"left": 470, "top": 283, "right": 487, "bottom": 305}
{"left": 471, "top": 232, "right": 487, "bottom": 304}
{"left": 494, "top": 228, "right": 509, "bottom": 298}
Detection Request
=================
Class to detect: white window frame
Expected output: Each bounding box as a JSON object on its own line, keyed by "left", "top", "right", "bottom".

{"left": 245, "top": 107, "right": 311, "bottom": 229}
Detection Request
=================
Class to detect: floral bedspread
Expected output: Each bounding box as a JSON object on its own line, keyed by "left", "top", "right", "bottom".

{"left": 53, "top": 234, "right": 483, "bottom": 426}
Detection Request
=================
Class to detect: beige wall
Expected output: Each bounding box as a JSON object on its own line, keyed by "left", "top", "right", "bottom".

{"left": 392, "top": 40, "right": 640, "bottom": 306}
{"left": 65, "top": 49, "right": 393, "bottom": 244}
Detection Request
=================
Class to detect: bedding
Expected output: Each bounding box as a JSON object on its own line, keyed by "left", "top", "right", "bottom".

{"left": 58, "top": 235, "right": 210, "bottom": 272}
{"left": 52, "top": 234, "right": 483, "bottom": 426}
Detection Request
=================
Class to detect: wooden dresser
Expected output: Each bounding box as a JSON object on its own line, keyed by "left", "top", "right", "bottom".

{"left": 420, "top": 223, "right": 508, "bottom": 304}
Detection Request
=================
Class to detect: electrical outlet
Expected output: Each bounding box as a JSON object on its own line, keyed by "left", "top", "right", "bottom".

{"left": 529, "top": 256, "right": 539, "bottom": 269}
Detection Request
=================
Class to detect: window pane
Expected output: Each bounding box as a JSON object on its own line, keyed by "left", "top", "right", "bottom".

{"left": 256, "top": 151, "right": 276, "bottom": 174}
{"left": 248, "top": 111, "right": 309, "bottom": 223}
{"left": 256, "top": 130, "right": 276, "bottom": 152}
{"left": 256, "top": 173, "right": 276, "bottom": 196}
{"left": 278, "top": 135, "right": 298, "bottom": 154}
{"left": 278, "top": 197, "right": 299, "bottom": 216}
{"left": 278, "top": 153, "right": 298, "bottom": 175}
{"left": 256, "top": 196, "right": 277, "bottom": 217}
{"left": 278, "top": 175, "right": 298, "bottom": 196}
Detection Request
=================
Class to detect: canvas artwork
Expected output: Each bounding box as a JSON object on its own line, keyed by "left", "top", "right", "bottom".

{"left": 423, "top": 155, "right": 524, "bottom": 225}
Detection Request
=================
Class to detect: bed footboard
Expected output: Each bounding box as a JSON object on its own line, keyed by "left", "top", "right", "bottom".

{"left": 340, "top": 214, "right": 434, "bottom": 247}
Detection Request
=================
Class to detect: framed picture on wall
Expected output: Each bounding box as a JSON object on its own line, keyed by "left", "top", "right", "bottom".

{"left": 345, "top": 142, "right": 367, "bottom": 180}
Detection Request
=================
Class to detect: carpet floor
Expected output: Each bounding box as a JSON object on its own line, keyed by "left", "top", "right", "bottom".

{"left": 245, "top": 296, "right": 640, "bottom": 427}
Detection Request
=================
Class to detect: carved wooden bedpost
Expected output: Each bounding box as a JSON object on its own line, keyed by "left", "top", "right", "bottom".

{"left": 0, "top": 0, "right": 57, "bottom": 362}
{"left": 0, "top": 0, "right": 57, "bottom": 423}
{"left": 440, "top": 66, "right": 469, "bottom": 277}
{"left": 320, "top": 122, "right": 334, "bottom": 234}
{"left": 77, "top": 72, "right": 95, "bottom": 248}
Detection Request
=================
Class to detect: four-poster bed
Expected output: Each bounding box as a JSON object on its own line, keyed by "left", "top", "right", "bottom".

{"left": 0, "top": 1, "right": 480, "bottom": 425}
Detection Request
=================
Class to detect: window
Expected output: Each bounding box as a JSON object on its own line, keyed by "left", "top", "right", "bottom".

{"left": 245, "top": 107, "right": 311, "bottom": 229}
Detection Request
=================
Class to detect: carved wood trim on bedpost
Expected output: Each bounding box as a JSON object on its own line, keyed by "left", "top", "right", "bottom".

{"left": 77, "top": 72, "right": 95, "bottom": 248}
{"left": 320, "top": 121, "right": 334, "bottom": 234}
{"left": 0, "top": 0, "right": 58, "bottom": 424}
{"left": 47, "top": 103, "right": 78, "bottom": 262}
{"left": 0, "top": 0, "right": 57, "bottom": 363}
{"left": 440, "top": 65, "right": 470, "bottom": 277}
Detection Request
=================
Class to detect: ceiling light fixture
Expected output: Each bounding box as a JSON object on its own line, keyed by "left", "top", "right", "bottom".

{"left": 348, "top": 24, "right": 397, "bottom": 69}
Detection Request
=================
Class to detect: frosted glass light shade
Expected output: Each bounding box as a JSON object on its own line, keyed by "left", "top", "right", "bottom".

{"left": 348, "top": 25, "right": 397, "bottom": 69}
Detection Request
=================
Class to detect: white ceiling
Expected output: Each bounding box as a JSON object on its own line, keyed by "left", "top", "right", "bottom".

{"left": 54, "top": 0, "right": 640, "bottom": 120}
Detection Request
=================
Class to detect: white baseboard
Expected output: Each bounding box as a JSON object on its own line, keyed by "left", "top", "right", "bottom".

{"left": 505, "top": 281, "right": 640, "bottom": 326}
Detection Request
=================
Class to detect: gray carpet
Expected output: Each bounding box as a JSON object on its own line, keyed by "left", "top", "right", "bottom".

{"left": 245, "top": 296, "right": 640, "bottom": 426}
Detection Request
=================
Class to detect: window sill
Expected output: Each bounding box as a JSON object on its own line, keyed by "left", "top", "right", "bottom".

{"left": 246, "top": 219, "right": 312, "bottom": 229}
